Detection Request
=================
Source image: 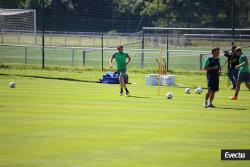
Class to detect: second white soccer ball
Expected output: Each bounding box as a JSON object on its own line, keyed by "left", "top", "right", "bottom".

{"left": 166, "top": 92, "right": 173, "bottom": 99}
{"left": 9, "top": 82, "right": 16, "bottom": 88}
{"left": 185, "top": 88, "right": 191, "bottom": 94}
{"left": 195, "top": 87, "right": 202, "bottom": 94}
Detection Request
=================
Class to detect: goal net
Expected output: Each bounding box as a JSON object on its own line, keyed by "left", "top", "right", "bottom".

{"left": 140, "top": 27, "right": 250, "bottom": 70}
{"left": 0, "top": 9, "right": 37, "bottom": 45}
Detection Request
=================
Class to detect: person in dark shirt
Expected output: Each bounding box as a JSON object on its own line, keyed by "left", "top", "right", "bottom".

{"left": 203, "top": 47, "right": 221, "bottom": 108}
{"left": 224, "top": 45, "right": 240, "bottom": 89}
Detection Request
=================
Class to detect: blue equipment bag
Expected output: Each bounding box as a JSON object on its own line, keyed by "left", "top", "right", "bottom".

{"left": 99, "top": 72, "right": 128, "bottom": 84}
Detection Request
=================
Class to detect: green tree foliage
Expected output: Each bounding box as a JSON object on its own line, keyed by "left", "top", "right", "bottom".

{"left": 0, "top": 0, "right": 249, "bottom": 31}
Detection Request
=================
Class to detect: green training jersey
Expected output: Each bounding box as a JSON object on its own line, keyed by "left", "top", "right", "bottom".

{"left": 112, "top": 51, "right": 128, "bottom": 71}
{"left": 239, "top": 54, "right": 249, "bottom": 73}
{"left": 204, "top": 56, "right": 220, "bottom": 75}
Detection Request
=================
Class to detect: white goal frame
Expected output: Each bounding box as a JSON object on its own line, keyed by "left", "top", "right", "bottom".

{"left": 0, "top": 9, "right": 37, "bottom": 45}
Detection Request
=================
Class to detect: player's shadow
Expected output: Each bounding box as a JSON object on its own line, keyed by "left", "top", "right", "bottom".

{"left": 241, "top": 89, "right": 250, "bottom": 91}
{"left": 127, "top": 95, "right": 150, "bottom": 99}
{"left": 0, "top": 73, "right": 97, "bottom": 83}
{"left": 216, "top": 107, "right": 247, "bottom": 111}
{"left": 25, "top": 75, "right": 98, "bottom": 83}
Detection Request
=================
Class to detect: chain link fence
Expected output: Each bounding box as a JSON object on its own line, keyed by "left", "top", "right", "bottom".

{"left": 1, "top": 29, "right": 250, "bottom": 71}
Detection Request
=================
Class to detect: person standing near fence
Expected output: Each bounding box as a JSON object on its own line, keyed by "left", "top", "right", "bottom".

{"left": 110, "top": 45, "right": 131, "bottom": 96}
{"left": 204, "top": 47, "right": 221, "bottom": 108}
{"left": 230, "top": 47, "right": 250, "bottom": 100}
{"left": 224, "top": 45, "right": 239, "bottom": 89}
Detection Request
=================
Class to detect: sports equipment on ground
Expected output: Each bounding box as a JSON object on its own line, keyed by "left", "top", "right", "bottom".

{"left": 185, "top": 88, "right": 191, "bottom": 94}
{"left": 9, "top": 82, "right": 16, "bottom": 88}
{"left": 195, "top": 87, "right": 202, "bottom": 94}
{"left": 166, "top": 92, "right": 173, "bottom": 99}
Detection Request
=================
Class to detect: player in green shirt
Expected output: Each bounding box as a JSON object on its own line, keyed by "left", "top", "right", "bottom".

{"left": 110, "top": 45, "right": 131, "bottom": 96}
{"left": 230, "top": 47, "right": 250, "bottom": 100}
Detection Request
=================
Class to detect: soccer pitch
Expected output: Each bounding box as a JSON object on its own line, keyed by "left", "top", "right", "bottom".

{"left": 0, "top": 67, "right": 250, "bottom": 167}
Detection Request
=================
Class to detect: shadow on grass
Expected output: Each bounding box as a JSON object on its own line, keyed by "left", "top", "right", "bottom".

{"left": 127, "top": 95, "right": 150, "bottom": 99}
{"left": 241, "top": 89, "right": 250, "bottom": 91}
{"left": 216, "top": 107, "right": 247, "bottom": 111}
{"left": 0, "top": 73, "right": 98, "bottom": 83}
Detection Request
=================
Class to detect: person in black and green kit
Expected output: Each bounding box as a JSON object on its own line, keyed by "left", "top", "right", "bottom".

{"left": 204, "top": 47, "right": 221, "bottom": 108}
{"left": 230, "top": 47, "right": 250, "bottom": 100}
{"left": 110, "top": 45, "right": 131, "bottom": 96}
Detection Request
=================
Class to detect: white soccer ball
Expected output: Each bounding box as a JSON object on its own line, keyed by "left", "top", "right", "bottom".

{"left": 185, "top": 88, "right": 191, "bottom": 94}
{"left": 195, "top": 87, "right": 202, "bottom": 94}
{"left": 9, "top": 82, "right": 16, "bottom": 88}
{"left": 166, "top": 92, "right": 173, "bottom": 99}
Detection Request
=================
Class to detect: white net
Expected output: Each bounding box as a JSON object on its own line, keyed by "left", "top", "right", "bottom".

{"left": 0, "top": 9, "right": 37, "bottom": 45}
{"left": 142, "top": 27, "right": 250, "bottom": 48}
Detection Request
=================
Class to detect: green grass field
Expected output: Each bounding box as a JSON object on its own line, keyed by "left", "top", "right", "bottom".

{"left": 0, "top": 65, "right": 250, "bottom": 167}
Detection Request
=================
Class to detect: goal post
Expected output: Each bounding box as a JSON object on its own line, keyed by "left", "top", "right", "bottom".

{"left": 0, "top": 9, "right": 37, "bottom": 46}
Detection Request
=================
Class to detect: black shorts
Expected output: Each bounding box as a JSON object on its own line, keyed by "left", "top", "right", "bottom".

{"left": 207, "top": 75, "right": 219, "bottom": 92}
{"left": 117, "top": 69, "right": 126, "bottom": 78}
{"left": 238, "top": 72, "right": 250, "bottom": 83}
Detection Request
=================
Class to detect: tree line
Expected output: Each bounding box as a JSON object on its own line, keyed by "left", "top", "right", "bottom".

{"left": 0, "top": 0, "right": 249, "bottom": 32}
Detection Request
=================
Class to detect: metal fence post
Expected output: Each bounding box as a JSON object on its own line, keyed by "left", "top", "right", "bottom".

{"left": 232, "top": 0, "right": 235, "bottom": 46}
{"left": 79, "top": 33, "right": 81, "bottom": 46}
{"left": 106, "top": 35, "right": 109, "bottom": 47}
{"left": 93, "top": 32, "right": 95, "bottom": 47}
{"left": 72, "top": 48, "right": 75, "bottom": 66}
{"left": 141, "top": 29, "right": 145, "bottom": 68}
{"left": 166, "top": 34, "right": 169, "bottom": 71}
{"left": 199, "top": 54, "right": 203, "bottom": 71}
{"left": 49, "top": 32, "right": 52, "bottom": 46}
{"left": 80, "top": 35, "right": 82, "bottom": 47}
{"left": 101, "top": 33, "right": 104, "bottom": 71}
{"left": 42, "top": 0, "right": 45, "bottom": 69}
{"left": 24, "top": 46, "right": 28, "bottom": 64}
{"left": 64, "top": 32, "right": 67, "bottom": 47}
{"left": 18, "top": 32, "right": 20, "bottom": 44}
{"left": 82, "top": 50, "right": 85, "bottom": 66}
{"left": 1, "top": 29, "right": 4, "bottom": 45}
